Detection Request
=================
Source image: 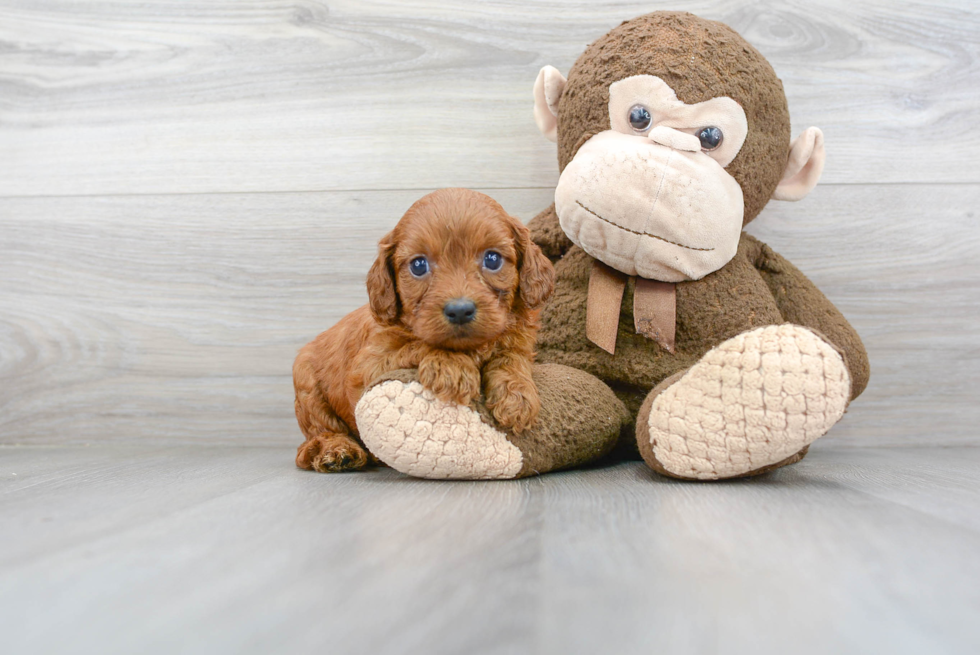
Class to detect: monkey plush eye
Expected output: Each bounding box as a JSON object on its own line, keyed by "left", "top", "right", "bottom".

{"left": 628, "top": 105, "right": 653, "bottom": 132}
{"left": 409, "top": 256, "right": 429, "bottom": 277}
{"left": 697, "top": 126, "right": 724, "bottom": 151}
{"left": 483, "top": 250, "right": 503, "bottom": 272}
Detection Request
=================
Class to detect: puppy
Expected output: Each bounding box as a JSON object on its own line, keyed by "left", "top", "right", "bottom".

{"left": 293, "top": 188, "right": 556, "bottom": 473}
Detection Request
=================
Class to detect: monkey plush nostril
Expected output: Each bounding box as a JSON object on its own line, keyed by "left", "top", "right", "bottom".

{"left": 443, "top": 298, "right": 477, "bottom": 325}
{"left": 648, "top": 125, "right": 700, "bottom": 152}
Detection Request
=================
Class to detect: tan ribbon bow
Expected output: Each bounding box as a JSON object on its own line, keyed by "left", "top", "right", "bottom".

{"left": 585, "top": 260, "right": 676, "bottom": 355}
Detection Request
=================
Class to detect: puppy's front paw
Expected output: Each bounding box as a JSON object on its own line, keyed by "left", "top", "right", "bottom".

{"left": 418, "top": 354, "right": 481, "bottom": 405}
{"left": 485, "top": 372, "right": 540, "bottom": 434}
{"left": 296, "top": 434, "right": 370, "bottom": 473}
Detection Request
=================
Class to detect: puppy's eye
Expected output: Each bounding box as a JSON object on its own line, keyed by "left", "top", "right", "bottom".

{"left": 483, "top": 250, "right": 503, "bottom": 272}
{"left": 628, "top": 105, "right": 652, "bottom": 132}
{"left": 409, "top": 256, "right": 429, "bottom": 277}
{"left": 697, "top": 126, "right": 723, "bottom": 151}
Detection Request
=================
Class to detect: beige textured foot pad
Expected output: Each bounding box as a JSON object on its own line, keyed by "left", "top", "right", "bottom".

{"left": 642, "top": 325, "right": 850, "bottom": 480}
{"left": 355, "top": 380, "right": 523, "bottom": 480}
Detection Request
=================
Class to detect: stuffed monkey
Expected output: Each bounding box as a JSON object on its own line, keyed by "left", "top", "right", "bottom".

{"left": 354, "top": 11, "right": 869, "bottom": 480}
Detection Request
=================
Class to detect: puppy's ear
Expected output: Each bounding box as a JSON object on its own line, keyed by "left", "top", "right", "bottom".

{"left": 510, "top": 217, "right": 556, "bottom": 310}
{"left": 366, "top": 233, "right": 400, "bottom": 326}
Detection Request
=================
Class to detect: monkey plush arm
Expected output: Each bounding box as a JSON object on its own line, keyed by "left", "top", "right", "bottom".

{"left": 527, "top": 203, "right": 574, "bottom": 261}
{"left": 743, "top": 233, "right": 870, "bottom": 400}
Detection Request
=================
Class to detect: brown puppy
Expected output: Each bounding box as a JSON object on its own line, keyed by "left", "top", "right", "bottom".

{"left": 293, "top": 188, "right": 556, "bottom": 473}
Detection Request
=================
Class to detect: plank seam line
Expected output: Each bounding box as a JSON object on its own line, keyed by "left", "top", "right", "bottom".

{"left": 0, "top": 182, "right": 975, "bottom": 201}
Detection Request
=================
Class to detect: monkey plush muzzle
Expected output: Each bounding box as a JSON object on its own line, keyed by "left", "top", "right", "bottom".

{"left": 555, "top": 129, "right": 744, "bottom": 282}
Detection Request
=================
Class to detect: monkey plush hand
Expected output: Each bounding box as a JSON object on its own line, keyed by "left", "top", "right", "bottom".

{"left": 355, "top": 11, "right": 869, "bottom": 480}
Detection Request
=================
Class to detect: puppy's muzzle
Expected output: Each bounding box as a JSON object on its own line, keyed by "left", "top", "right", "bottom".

{"left": 443, "top": 298, "right": 477, "bottom": 325}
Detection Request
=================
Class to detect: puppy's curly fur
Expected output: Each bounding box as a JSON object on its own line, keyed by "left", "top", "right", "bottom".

{"left": 294, "top": 188, "right": 556, "bottom": 473}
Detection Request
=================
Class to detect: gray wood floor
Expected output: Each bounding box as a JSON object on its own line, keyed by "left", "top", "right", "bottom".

{"left": 2, "top": 445, "right": 979, "bottom": 655}
{"left": 2, "top": 1, "right": 980, "bottom": 653}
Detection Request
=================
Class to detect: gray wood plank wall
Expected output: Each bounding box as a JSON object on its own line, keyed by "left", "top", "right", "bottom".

{"left": 2, "top": 0, "right": 978, "bottom": 447}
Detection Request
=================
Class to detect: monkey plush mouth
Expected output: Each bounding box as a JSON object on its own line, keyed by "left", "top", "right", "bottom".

{"left": 575, "top": 200, "right": 714, "bottom": 252}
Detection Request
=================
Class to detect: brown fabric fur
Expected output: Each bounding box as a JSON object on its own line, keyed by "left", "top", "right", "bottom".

{"left": 294, "top": 188, "right": 555, "bottom": 472}
{"left": 528, "top": 12, "right": 869, "bottom": 473}
{"left": 557, "top": 11, "right": 791, "bottom": 225}
{"left": 534, "top": 234, "right": 869, "bottom": 401}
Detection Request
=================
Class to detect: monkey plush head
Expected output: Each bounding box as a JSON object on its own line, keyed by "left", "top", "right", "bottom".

{"left": 533, "top": 11, "right": 825, "bottom": 282}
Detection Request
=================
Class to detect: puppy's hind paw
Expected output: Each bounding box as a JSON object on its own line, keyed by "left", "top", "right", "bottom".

{"left": 296, "top": 434, "right": 369, "bottom": 473}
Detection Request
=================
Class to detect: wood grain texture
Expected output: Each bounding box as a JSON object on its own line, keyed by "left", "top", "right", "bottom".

{"left": 1, "top": 2, "right": 978, "bottom": 448}
{"left": 1, "top": 0, "right": 979, "bottom": 196}
{"left": 1, "top": 445, "right": 978, "bottom": 654}
{"left": 2, "top": 185, "right": 978, "bottom": 446}
{"left": 0, "top": 188, "right": 546, "bottom": 444}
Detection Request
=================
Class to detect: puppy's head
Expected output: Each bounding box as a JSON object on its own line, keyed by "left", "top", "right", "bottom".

{"left": 366, "top": 188, "right": 555, "bottom": 350}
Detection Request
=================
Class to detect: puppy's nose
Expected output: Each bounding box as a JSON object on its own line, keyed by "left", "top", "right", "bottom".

{"left": 443, "top": 298, "right": 477, "bottom": 325}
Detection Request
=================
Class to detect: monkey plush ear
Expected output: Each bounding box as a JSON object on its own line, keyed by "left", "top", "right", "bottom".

{"left": 773, "top": 127, "right": 826, "bottom": 201}
{"left": 533, "top": 65, "right": 567, "bottom": 143}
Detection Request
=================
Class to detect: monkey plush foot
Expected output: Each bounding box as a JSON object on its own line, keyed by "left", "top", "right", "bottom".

{"left": 637, "top": 324, "right": 851, "bottom": 480}
{"left": 355, "top": 364, "right": 627, "bottom": 480}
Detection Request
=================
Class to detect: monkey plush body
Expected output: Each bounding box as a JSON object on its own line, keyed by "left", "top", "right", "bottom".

{"left": 531, "top": 226, "right": 869, "bottom": 473}
{"left": 354, "top": 11, "right": 869, "bottom": 480}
